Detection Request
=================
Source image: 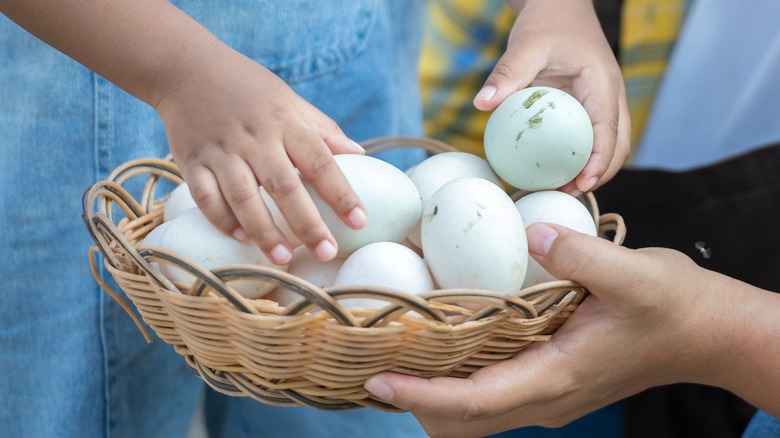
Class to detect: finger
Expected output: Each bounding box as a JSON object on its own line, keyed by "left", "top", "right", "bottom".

{"left": 365, "top": 373, "right": 491, "bottom": 419}
{"left": 595, "top": 84, "right": 632, "bottom": 189}
{"left": 259, "top": 186, "right": 303, "bottom": 249}
{"left": 526, "top": 223, "right": 638, "bottom": 300}
{"left": 473, "top": 38, "right": 547, "bottom": 111}
{"left": 571, "top": 71, "right": 621, "bottom": 193}
{"left": 285, "top": 125, "right": 368, "bottom": 232}
{"left": 210, "top": 154, "right": 294, "bottom": 265}
{"left": 244, "top": 135, "right": 338, "bottom": 262}
{"left": 295, "top": 99, "right": 365, "bottom": 155}
{"left": 366, "top": 351, "right": 551, "bottom": 421}
{"left": 184, "top": 164, "right": 240, "bottom": 237}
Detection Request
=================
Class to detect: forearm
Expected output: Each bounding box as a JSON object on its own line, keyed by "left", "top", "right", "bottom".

{"left": 0, "top": 0, "right": 220, "bottom": 107}
{"left": 692, "top": 273, "right": 780, "bottom": 417}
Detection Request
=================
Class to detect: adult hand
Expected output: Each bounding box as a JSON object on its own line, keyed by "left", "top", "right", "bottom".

{"left": 156, "top": 37, "right": 367, "bottom": 265}
{"left": 365, "top": 223, "right": 776, "bottom": 437}
{"left": 475, "top": 0, "right": 631, "bottom": 196}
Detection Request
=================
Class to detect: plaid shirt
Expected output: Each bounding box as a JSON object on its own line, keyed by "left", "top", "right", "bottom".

{"left": 420, "top": 0, "right": 514, "bottom": 158}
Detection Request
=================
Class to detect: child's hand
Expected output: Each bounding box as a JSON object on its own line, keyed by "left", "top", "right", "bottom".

{"left": 475, "top": 0, "right": 631, "bottom": 196}
{"left": 156, "top": 38, "right": 367, "bottom": 265}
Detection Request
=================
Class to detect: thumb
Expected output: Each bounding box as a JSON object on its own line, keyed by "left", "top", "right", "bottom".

{"left": 526, "top": 223, "right": 636, "bottom": 300}
{"left": 474, "top": 42, "right": 545, "bottom": 111}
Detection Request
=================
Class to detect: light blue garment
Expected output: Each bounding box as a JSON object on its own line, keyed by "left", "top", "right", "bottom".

{"left": 0, "top": 1, "right": 426, "bottom": 437}
{"left": 743, "top": 411, "right": 780, "bottom": 438}
{"left": 631, "top": 0, "right": 780, "bottom": 171}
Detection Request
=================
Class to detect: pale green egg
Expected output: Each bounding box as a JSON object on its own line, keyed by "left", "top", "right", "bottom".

{"left": 484, "top": 86, "right": 593, "bottom": 191}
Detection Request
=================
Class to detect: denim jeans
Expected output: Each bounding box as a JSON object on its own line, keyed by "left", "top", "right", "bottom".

{"left": 0, "top": 1, "right": 426, "bottom": 436}
{"left": 743, "top": 411, "right": 780, "bottom": 438}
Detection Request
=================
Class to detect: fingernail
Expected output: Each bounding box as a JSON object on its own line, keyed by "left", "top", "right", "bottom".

{"left": 581, "top": 177, "right": 598, "bottom": 193}
{"left": 349, "top": 139, "right": 366, "bottom": 153}
{"left": 347, "top": 206, "right": 368, "bottom": 229}
{"left": 475, "top": 85, "right": 497, "bottom": 102}
{"left": 365, "top": 377, "right": 393, "bottom": 401}
{"left": 314, "top": 239, "right": 338, "bottom": 261}
{"left": 232, "top": 227, "right": 249, "bottom": 242}
{"left": 527, "top": 223, "right": 559, "bottom": 256}
{"left": 270, "top": 244, "right": 293, "bottom": 265}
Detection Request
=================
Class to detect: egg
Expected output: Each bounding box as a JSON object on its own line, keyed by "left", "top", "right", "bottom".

{"left": 421, "top": 177, "right": 528, "bottom": 294}
{"left": 139, "top": 220, "right": 174, "bottom": 271}
{"left": 141, "top": 220, "right": 173, "bottom": 248}
{"left": 155, "top": 207, "right": 288, "bottom": 299}
{"left": 162, "top": 182, "right": 302, "bottom": 247}
{"left": 484, "top": 86, "right": 593, "bottom": 191}
{"left": 163, "top": 182, "right": 197, "bottom": 222}
{"left": 265, "top": 246, "right": 344, "bottom": 306}
{"left": 406, "top": 152, "right": 503, "bottom": 248}
{"left": 287, "top": 246, "right": 344, "bottom": 289}
{"left": 332, "top": 241, "right": 434, "bottom": 308}
{"left": 303, "top": 154, "right": 422, "bottom": 258}
{"left": 514, "top": 190, "right": 597, "bottom": 287}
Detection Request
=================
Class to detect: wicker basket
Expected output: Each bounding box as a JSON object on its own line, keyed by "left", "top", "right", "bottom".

{"left": 82, "top": 136, "right": 626, "bottom": 412}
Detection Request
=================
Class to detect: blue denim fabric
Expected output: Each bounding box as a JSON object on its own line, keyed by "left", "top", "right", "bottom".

{"left": 0, "top": 1, "right": 426, "bottom": 437}
{"left": 743, "top": 411, "right": 780, "bottom": 438}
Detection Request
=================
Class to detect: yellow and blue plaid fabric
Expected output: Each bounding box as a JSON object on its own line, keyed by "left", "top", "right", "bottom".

{"left": 420, "top": 0, "right": 690, "bottom": 158}
{"left": 420, "top": 0, "right": 514, "bottom": 157}
{"left": 620, "top": 0, "right": 690, "bottom": 148}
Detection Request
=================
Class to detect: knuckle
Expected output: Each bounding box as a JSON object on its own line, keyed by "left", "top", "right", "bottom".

{"left": 334, "top": 190, "right": 361, "bottom": 214}
{"left": 305, "top": 153, "right": 338, "bottom": 181}
{"left": 490, "top": 62, "right": 517, "bottom": 83}
{"left": 224, "top": 183, "right": 258, "bottom": 206}
{"left": 190, "top": 185, "right": 222, "bottom": 211}
{"left": 318, "top": 117, "right": 342, "bottom": 142}
{"left": 241, "top": 121, "right": 259, "bottom": 140}
{"left": 295, "top": 220, "right": 328, "bottom": 246}
{"left": 263, "top": 175, "right": 301, "bottom": 199}
{"left": 551, "top": 234, "right": 589, "bottom": 279}
{"left": 254, "top": 230, "right": 285, "bottom": 252}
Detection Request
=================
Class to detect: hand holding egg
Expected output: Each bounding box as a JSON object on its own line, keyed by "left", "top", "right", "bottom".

{"left": 474, "top": 0, "right": 631, "bottom": 195}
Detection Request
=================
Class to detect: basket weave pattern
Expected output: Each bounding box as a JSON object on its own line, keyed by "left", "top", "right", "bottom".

{"left": 83, "top": 137, "right": 626, "bottom": 411}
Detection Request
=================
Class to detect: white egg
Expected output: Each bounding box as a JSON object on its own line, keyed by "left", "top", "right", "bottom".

{"left": 303, "top": 154, "right": 422, "bottom": 258}
{"left": 163, "top": 183, "right": 197, "bottom": 222}
{"left": 406, "top": 152, "right": 503, "bottom": 248}
{"left": 515, "top": 191, "right": 597, "bottom": 287}
{"left": 287, "top": 246, "right": 344, "bottom": 289}
{"left": 421, "top": 177, "right": 528, "bottom": 294}
{"left": 265, "top": 246, "right": 344, "bottom": 306}
{"left": 141, "top": 220, "right": 173, "bottom": 248}
{"left": 332, "top": 241, "right": 434, "bottom": 308}
{"left": 156, "top": 207, "right": 288, "bottom": 299}
{"left": 162, "top": 182, "right": 303, "bottom": 247}
{"left": 484, "top": 86, "right": 593, "bottom": 191}
{"left": 139, "top": 220, "right": 174, "bottom": 271}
